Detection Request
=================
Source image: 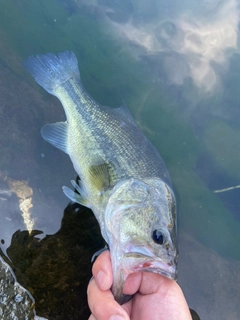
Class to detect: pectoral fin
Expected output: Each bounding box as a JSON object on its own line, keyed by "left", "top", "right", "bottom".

{"left": 63, "top": 161, "right": 116, "bottom": 207}
{"left": 88, "top": 162, "right": 116, "bottom": 193}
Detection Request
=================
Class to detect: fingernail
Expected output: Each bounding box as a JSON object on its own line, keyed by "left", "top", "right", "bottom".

{"left": 109, "top": 315, "right": 126, "bottom": 320}
{"left": 97, "top": 270, "right": 107, "bottom": 288}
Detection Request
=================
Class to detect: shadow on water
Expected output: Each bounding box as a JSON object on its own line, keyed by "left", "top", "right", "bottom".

{"left": 1, "top": 202, "right": 104, "bottom": 320}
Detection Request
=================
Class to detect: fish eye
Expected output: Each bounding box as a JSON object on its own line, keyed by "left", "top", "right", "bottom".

{"left": 152, "top": 230, "right": 165, "bottom": 245}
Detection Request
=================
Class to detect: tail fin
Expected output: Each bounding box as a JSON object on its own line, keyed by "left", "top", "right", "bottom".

{"left": 23, "top": 51, "right": 80, "bottom": 95}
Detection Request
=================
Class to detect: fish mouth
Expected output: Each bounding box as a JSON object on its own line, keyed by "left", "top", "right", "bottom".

{"left": 124, "top": 246, "right": 177, "bottom": 280}
{"left": 111, "top": 244, "right": 177, "bottom": 303}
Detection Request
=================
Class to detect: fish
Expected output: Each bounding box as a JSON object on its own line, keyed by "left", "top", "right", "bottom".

{"left": 24, "top": 51, "right": 178, "bottom": 303}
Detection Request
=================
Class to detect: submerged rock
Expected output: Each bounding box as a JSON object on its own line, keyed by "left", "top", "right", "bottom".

{"left": 0, "top": 255, "right": 47, "bottom": 320}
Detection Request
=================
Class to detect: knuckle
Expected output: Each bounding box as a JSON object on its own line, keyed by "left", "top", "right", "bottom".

{"left": 91, "top": 300, "right": 107, "bottom": 318}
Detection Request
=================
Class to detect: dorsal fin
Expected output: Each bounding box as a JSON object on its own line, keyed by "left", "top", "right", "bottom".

{"left": 115, "top": 102, "right": 137, "bottom": 127}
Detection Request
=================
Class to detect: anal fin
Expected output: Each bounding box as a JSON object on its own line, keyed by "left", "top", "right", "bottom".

{"left": 41, "top": 121, "right": 68, "bottom": 153}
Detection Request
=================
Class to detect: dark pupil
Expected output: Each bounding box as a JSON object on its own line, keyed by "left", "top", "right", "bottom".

{"left": 152, "top": 230, "right": 164, "bottom": 244}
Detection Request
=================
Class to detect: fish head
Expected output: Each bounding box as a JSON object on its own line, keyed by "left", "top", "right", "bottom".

{"left": 104, "top": 178, "right": 178, "bottom": 303}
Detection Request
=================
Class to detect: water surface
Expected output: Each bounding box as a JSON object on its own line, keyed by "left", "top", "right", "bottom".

{"left": 0, "top": 1, "right": 240, "bottom": 319}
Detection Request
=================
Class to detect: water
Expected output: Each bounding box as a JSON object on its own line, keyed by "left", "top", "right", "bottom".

{"left": 0, "top": 0, "right": 240, "bottom": 319}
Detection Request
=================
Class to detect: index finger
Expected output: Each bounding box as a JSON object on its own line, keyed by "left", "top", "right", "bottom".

{"left": 87, "top": 278, "right": 129, "bottom": 320}
{"left": 92, "top": 250, "right": 113, "bottom": 291}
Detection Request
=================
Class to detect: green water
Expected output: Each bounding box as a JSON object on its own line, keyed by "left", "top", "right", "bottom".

{"left": 0, "top": 1, "right": 240, "bottom": 319}
{"left": 0, "top": 0, "right": 239, "bottom": 271}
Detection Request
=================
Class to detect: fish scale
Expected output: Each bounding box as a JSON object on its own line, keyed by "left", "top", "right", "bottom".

{"left": 56, "top": 74, "right": 169, "bottom": 183}
{"left": 24, "top": 51, "right": 178, "bottom": 303}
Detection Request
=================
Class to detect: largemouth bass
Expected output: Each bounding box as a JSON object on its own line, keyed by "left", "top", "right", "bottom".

{"left": 24, "top": 51, "right": 178, "bottom": 303}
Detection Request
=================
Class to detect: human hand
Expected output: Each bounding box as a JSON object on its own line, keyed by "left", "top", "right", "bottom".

{"left": 87, "top": 251, "right": 192, "bottom": 320}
